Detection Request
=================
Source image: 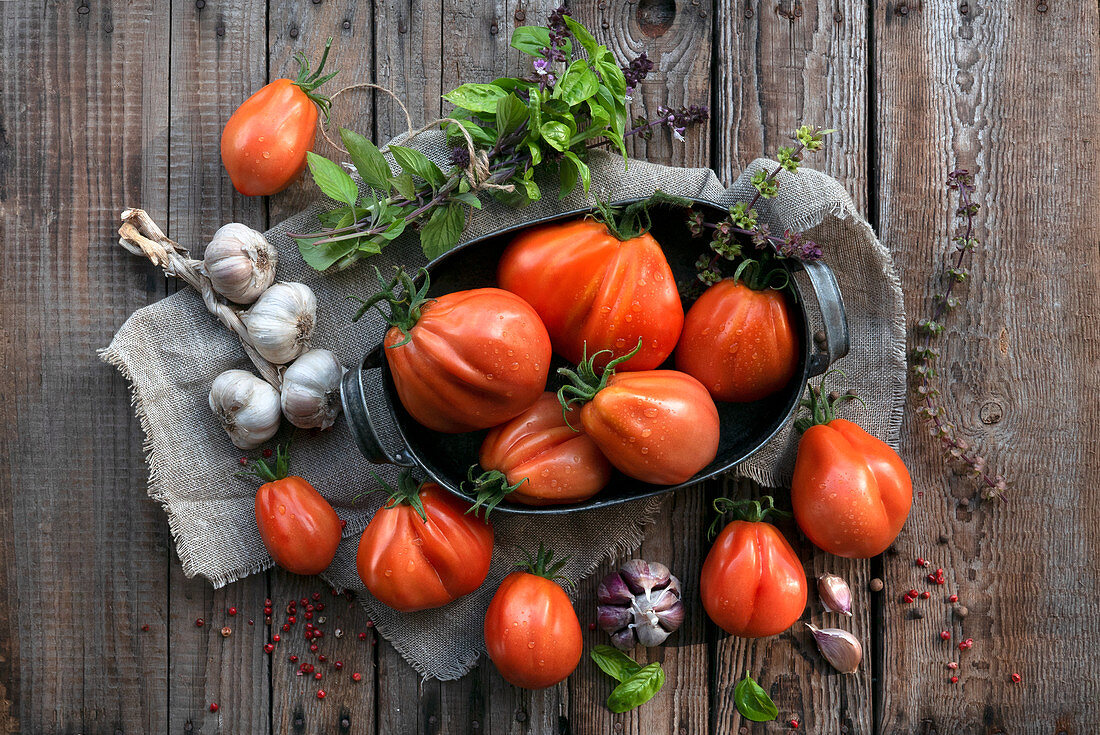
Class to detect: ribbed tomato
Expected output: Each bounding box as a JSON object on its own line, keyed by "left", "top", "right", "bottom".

{"left": 357, "top": 270, "right": 551, "bottom": 433}
{"left": 484, "top": 547, "right": 582, "bottom": 689}
{"left": 700, "top": 497, "right": 807, "bottom": 638}
{"left": 250, "top": 446, "right": 342, "bottom": 576}
{"left": 498, "top": 218, "right": 683, "bottom": 371}
{"left": 677, "top": 278, "right": 800, "bottom": 402}
{"left": 791, "top": 385, "right": 912, "bottom": 558}
{"left": 474, "top": 393, "right": 613, "bottom": 507}
{"left": 356, "top": 473, "right": 494, "bottom": 612}
{"left": 558, "top": 344, "right": 719, "bottom": 485}
{"left": 221, "top": 42, "right": 338, "bottom": 196}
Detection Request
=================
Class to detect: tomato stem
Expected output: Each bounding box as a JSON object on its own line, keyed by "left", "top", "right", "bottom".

{"left": 462, "top": 466, "right": 527, "bottom": 519}
{"left": 369, "top": 469, "right": 429, "bottom": 522}
{"left": 556, "top": 338, "right": 643, "bottom": 426}
{"left": 708, "top": 495, "right": 790, "bottom": 539}
{"left": 793, "top": 373, "right": 864, "bottom": 432}
{"left": 732, "top": 256, "right": 791, "bottom": 293}
{"left": 519, "top": 543, "right": 570, "bottom": 582}
{"left": 349, "top": 267, "right": 432, "bottom": 346}
{"left": 240, "top": 444, "right": 291, "bottom": 484}
{"left": 292, "top": 37, "right": 339, "bottom": 120}
{"left": 589, "top": 190, "right": 693, "bottom": 242}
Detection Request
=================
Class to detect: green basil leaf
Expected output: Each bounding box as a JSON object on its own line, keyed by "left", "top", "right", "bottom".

{"left": 590, "top": 645, "right": 642, "bottom": 683}
{"left": 306, "top": 151, "right": 359, "bottom": 206}
{"left": 296, "top": 234, "right": 361, "bottom": 271}
{"left": 496, "top": 93, "right": 528, "bottom": 135}
{"left": 527, "top": 141, "right": 543, "bottom": 166}
{"left": 555, "top": 59, "right": 599, "bottom": 106}
{"left": 378, "top": 217, "right": 407, "bottom": 241}
{"left": 389, "top": 172, "right": 417, "bottom": 201}
{"left": 734, "top": 674, "right": 778, "bottom": 722}
{"left": 340, "top": 128, "right": 392, "bottom": 193}
{"left": 540, "top": 121, "right": 571, "bottom": 152}
{"left": 607, "top": 663, "right": 665, "bottom": 714}
{"left": 419, "top": 202, "right": 465, "bottom": 259}
{"left": 559, "top": 153, "right": 579, "bottom": 199}
{"left": 510, "top": 25, "right": 552, "bottom": 56}
{"left": 594, "top": 56, "right": 628, "bottom": 98}
{"left": 453, "top": 191, "right": 482, "bottom": 209}
{"left": 562, "top": 15, "right": 599, "bottom": 58}
{"left": 389, "top": 145, "right": 447, "bottom": 189}
{"left": 442, "top": 82, "right": 508, "bottom": 114}
{"left": 563, "top": 151, "right": 590, "bottom": 196}
{"left": 527, "top": 88, "right": 542, "bottom": 139}
{"left": 521, "top": 177, "right": 541, "bottom": 202}
{"left": 446, "top": 120, "right": 498, "bottom": 148}
{"left": 542, "top": 98, "right": 571, "bottom": 117}
{"left": 570, "top": 101, "right": 612, "bottom": 145}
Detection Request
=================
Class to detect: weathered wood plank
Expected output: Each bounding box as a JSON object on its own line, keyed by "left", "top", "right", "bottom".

{"left": 875, "top": 1, "right": 1100, "bottom": 731}
{"left": 165, "top": 1, "right": 271, "bottom": 731}
{"left": 0, "top": 0, "right": 172, "bottom": 731}
{"left": 710, "top": 2, "right": 872, "bottom": 733}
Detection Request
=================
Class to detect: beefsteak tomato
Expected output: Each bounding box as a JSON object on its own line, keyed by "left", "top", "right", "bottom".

{"left": 470, "top": 392, "right": 613, "bottom": 508}
{"left": 221, "top": 40, "right": 338, "bottom": 196}
{"left": 557, "top": 342, "right": 720, "bottom": 485}
{"left": 484, "top": 546, "right": 582, "bottom": 689}
{"left": 355, "top": 269, "right": 552, "bottom": 433}
{"left": 497, "top": 216, "right": 683, "bottom": 372}
{"left": 677, "top": 277, "right": 800, "bottom": 402}
{"left": 250, "top": 445, "right": 342, "bottom": 576}
{"left": 791, "top": 384, "right": 912, "bottom": 558}
{"left": 356, "top": 472, "right": 494, "bottom": 612}
{"left": 700, "top": 497, "right": 807, "bottom": 638}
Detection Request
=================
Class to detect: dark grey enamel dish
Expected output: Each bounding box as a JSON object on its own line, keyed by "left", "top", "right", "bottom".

{"left": 341, "top": 199, "right": 849, "bottom": 514}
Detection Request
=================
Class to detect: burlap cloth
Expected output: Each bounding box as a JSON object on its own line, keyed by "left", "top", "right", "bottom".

{"left": 101, "top": 131, "right": 906, "bottom": 680}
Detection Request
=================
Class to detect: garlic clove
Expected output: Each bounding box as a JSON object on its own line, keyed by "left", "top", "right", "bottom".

{"left": 805, "top": 623, "right": 862, "bottom": 674}
{"left": 817, "top": 573, "right": 854, "bottom": 617}
{"left": 209, "top": 369, "right": 281, "bottom": 449}
{"left": 619, "top": 559, "right": 671, "bottom": 597}
{"left": 656, "top": 599, "right": 685, "bottom": 631}
{"left": 635, "top": 617, "right": 671, "bottom": 647}
{"left": 609, "top": 627, "right": 636, "bottom": 651}
{"left": 241, "top": 282, "right": 317, "bottom": 364}
{"left": 280, "top": 349, "right": 345, "bottom": 429}
{"left": 202, "top": 223, "right": 278, "bottom": 305}
{"left": 597, "top": 604, "right": 633, "bottom": 633}
{"left": 597, "top": 571, "right": 634, "bottom": 606}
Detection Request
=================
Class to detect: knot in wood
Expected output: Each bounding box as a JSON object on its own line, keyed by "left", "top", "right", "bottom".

{"left": 980, "top": 400, "right": 1003, "bottom": 424}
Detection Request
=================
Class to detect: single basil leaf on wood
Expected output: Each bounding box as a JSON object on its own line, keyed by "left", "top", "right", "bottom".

{"left": 419, "top": 202, "right": 465, "bottom": 259}
{"left": 607, "top": 663, "right": 665, "bottom": 714}
{"left": 390, "top": 172, "right": 417, "bottom": 201}
{"left": 296, "top": 234, "right": 360, "bottom": 272}
{"left": 340, "top": 128, "right": 392, "bottom": 193}
{"left": 389, "top": 145, "right": 447, "bottom": 189}
{"left": 562, "top": 15, "right": 599, "bottom": 58}
{"left": 306, "top": 152, "right": 359, "bottom": 206}
{"left": 590, "top": 645, "right": 642, "bottom": 683}
{"left": 563, "top": 151, "right": 590, "bottom": 196}
{"left": 496, "top": 93, "right": 528, "bottom": 135}
{"left": 556, "top": 59, "right": 599, "bottom": 106}
{"left": 734, "top": 674, "right": 778, "bottom": 722}
{"left": 540, "top": 121, "right": 571, "bottom": 152}
{"left": 510, "top": 25, "right": 552, "bottom": 57}
{"left": 443, "top": 82, "right": 508, "bottom": 114}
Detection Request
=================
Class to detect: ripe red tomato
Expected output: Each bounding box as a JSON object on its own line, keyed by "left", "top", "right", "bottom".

{"left": 700, "top": 498, "right": 807, "bottom": 637}
{"left": 484, "top": 548, "right": 582, "bottom": 689}
{"left": 791, "top": 387, "right": 912, "bottom": 558}
{"left": 356, "top": 474, "right": 494, "bottom": 612}
{"left": 251, "top": 447, "right": 342, "bottom": 576}
{"left": 363, "top": 271, "right": 552, "bottom": 433}
{"left": 476, "top": 392, "right": 613, "bottom": 506}
{"left": 559, "top": 346, "right": 719, "bottom": 485}
{"left": 677, "top": 279, "right": 800, "bottom": 402}
{"left": 221, "top": 43, "right": 337, "bottom": 196}
{"left": 498, "top": 218, "right": 683, "bottom": 371}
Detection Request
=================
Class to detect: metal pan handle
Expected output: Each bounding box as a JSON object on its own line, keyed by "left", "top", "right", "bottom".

{"left": 801, "top": 259, "right": 850, "bottom": 377}
{"left": 340, "top": 348, "right": 417, "bottom": 467}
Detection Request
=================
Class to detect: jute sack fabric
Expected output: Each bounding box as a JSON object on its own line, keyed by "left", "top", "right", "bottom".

{"left": 101, "top": 131, "right": 906, "bottom": 680}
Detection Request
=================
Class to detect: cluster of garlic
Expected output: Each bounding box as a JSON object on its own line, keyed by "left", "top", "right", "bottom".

{"left": 203, "top": 224, "right": 345, "bottom": 449}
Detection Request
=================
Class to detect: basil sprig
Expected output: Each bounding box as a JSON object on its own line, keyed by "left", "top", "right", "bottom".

{"left": 590, "top": 645, "right": 666, "bottom": 713}
{"left": 734, "top": 673, "right": 778, "bottom": 722}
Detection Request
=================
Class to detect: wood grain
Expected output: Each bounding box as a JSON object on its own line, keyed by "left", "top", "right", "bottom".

{"left": 875, "top": 0, "right": 1100, "bottom": 731}
{"left": 0, "top": 0, "right": 172, "bottom": 731}
{"left": 710, "top": 2, "right": 872, "bottom": 733}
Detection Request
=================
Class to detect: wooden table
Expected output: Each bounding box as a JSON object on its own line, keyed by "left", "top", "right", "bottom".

{"left": 2, "top": 1, "right": 1098, "bottom": 732}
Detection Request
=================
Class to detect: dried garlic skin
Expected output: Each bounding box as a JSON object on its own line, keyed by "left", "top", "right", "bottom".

{"left": 209, "top": 369, "right": 281, "bottom": 449}
{"left": 203, "top": 223, "right": 277, "bottom": 305}
{"left": 596, "top": 559, "right": 685, "bottom": 650}
{"left": 241, "top": 282, "right": 317, "bottom": 364}
{"left": 281, "top": 349, "right": 345, "bottom": 430}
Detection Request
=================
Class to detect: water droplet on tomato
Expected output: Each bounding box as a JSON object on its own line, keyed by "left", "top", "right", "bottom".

{"left": 384, "top": 569, "right": 392, "bottom": 577}
{"left": 624, "top": 314, "right": 632, "bottom": 322}
{"left": 262, "top": 151, "right": 271, "bottom": 159}
{"left": 258, "top": 136, "right": 265, "bottom": 142}
{"left": 640, "top": 447, "right": 649, "bottom": 455}
{"left": 641, "top": 428, "right": 652, "bottom": 438}
{"left": 527, "top": 641, "right": 536, "bottom": 648}
{"left": 643, "top": 408, "right": 659, "bottom": 418}
{"left": 278, "top": 504, "right": 286, "bottom": 514}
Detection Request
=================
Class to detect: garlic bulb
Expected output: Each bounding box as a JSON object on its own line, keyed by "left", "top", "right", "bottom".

{"left": 202, "top": 223, "right": 277, "bottom": 304}
{"left": 597, "top": 559, "right": 684, "bottom": 649}
{"left": 240, "top": 282, "right": 317, "bottom": 364}
{"left": 209, "top": 369, "right": 281, "bottom": 449}
{"left": 806, "top": 623, "right": 863, "bottom": 674}
{"left": 281, "top": 349, "right": 346, "bottom": 429}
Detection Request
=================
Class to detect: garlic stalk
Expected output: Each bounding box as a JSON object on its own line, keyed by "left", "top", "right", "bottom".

{"left": 209, "top": 370, "right": 281, "bottom": 449}
{"left": 805, "top": 623, "right": 862, "bottom": 674}
{"left": 117, "top": 209, "right": 281, "bottom": 388}
{"left": 202, "top": 223, "right": 277, "bottom": 304}
{"left": 817, "top": 574, "right": 853, "bottom": 616}
{"left": 240, "top": 282, "right": 317, "bottom": 365}
{"left": 281, "top": 349, "right": 345, "bottom": 429}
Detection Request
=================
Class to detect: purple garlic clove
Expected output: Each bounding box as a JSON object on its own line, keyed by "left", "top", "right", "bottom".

{"left": 596, "top": 559, "right": 684, "bottom": 650}
{"left": 597, "top": 570, "right": 634, "bottom": 606}
{"left": 609, "top": 627, "right": 637, "bottom": 651}
{"left": 817, "top": 573, "right": 854, "bottom": 617}
{"left": 656, "top": 599, "right": 685, "bottom": 632}
{"left": 597, "top": 604, "right": 633, "bottom": 633}
{"left": 619, "top": 559, "right": 671, "bottom": 596}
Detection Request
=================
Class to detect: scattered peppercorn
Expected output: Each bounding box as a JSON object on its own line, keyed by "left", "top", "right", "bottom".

{"left": 290, "top": 655, "right": 299, "bottom": 662}
{"left": 916, "top": 557, "right": 927, "bottom": 567}
{"left": 1011, "top": 673, "right": 1021, "bottom": 683}
{"left": 141, "top": 624, "right": 150, "bottom": 632}
{"left": 921, "top": 591, "right": 931, "bottom": 599}
{"left": 195, "top": 618, "right": 205, "bottom": 628}
{"left": 248, "top": 619, "right": 255, "bottom": 626}
{"left": 359, "top": 632, "right": 368, "bottom": 640}
{"left": 312, "top": 592, "right": 322, "bottom": 601}
{"left": 310, "top": 644, "right": 319, "bottom": 653}
{"left": 264, "top": 643, "right": 275, "bottom": 654}
{"left": 228, "top": 607, "right": 238, "bottom": 616}
{"left": 317, "top": 689, "right": 326, "bottom": 699}
{"left": 210, "top": 702, "right": 219, "bottom": 712}
{"left": 238, "top": 457, "right": 249, "bottom": 466}
{"left": 940, "top": 631, "right": 951, "bottom": 641}
{"left": 948, "top": 594, "right": 958, "bottom": 603}
{"left": 588, "top": 622, "right": 596, "bottom": 631}
{"left": 334, "top": 660, "right": 344, "bottom": 670}
{"left": 366, "top": 620, "right": 375, "bottom": 628}
{"left": 288, "top": 615, "right": 297, "bottom": 624}
{"left": 220, "top": 626, "right": 232, "bottom": 638}
{"left": 954, "top": 606, "right": 969, "bottom": 618}
{"left": 352, "top": 672, "right": 363, "bottom": 682}
{"left": 272, "top": 634, "right": 281, "bottom": 643}
{"left": 319, "top": 654, "right": 327, "bottom": 662}
{"left": 947, "top": 662, "right": 958, "bottom": 670}
{"left": 263, "top": 448, "right": 273, "bottom": 458}
{"left": 950, "top": 676, "right": 958, "bottom": 684}
{"left": 869, "top": 578, "right": 884, "bottom": 592}
{"left": 789, "top": 719, "right": 800, "bottom": 729}
{"left": 315, "top": 672, "right": 323, "bottom": 681}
